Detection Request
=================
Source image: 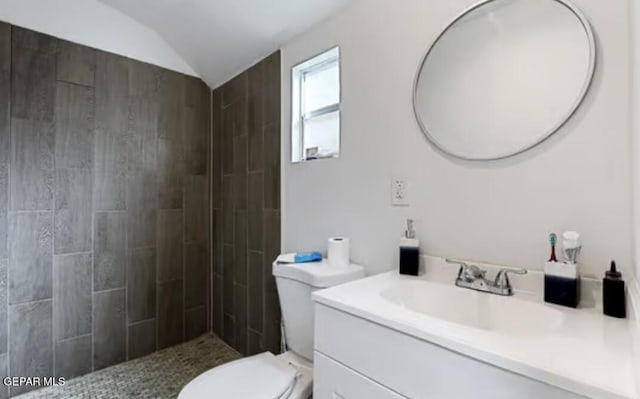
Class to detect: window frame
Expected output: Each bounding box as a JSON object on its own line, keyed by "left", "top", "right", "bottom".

{"left": 291, "top": 46, "right": 341, "bottom": 163}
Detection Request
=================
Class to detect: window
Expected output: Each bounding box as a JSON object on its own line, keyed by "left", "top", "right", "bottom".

{"left": 291, "top": 47, "right": 340, "bottom": 162}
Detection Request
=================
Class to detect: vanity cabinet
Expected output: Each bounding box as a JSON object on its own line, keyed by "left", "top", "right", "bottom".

{"left": 315, "top": 352, "right": 404, "bottom": 399}
{"left": 313, "top": 303, "right": 588, "bottom": 399}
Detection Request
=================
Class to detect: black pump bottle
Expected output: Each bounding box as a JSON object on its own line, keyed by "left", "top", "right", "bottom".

{"left": 603, "top": 261, "right": 626, "bottom": 318}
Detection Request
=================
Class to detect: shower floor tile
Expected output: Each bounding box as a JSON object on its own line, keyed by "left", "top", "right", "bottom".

{"left": 16, "top": 333, "right": 241, "bottom": 399}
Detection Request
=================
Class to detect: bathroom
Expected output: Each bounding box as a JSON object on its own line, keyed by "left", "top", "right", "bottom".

{"left": 0, "top": 0, "right": 638, "bottom": 397}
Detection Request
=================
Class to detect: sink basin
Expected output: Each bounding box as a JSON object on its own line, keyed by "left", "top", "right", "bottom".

{"left": 381, "top": 279, "right": 564, "bottom": 335}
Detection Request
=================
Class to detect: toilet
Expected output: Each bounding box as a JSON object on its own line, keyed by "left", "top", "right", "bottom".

{"left": 178, "top": 257, "right": 365, "bottom": 399}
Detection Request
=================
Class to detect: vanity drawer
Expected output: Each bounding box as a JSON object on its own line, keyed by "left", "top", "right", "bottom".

{"left": 314, "top": 352, "right": 406, "bottom": 399}
{"left": 314, "top": 303, "right": 587, "bottom": 399}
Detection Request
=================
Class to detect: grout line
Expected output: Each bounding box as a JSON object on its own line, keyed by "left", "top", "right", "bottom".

{"left": 182, "top": 179, "right": 187, "bottom": 343}
{"left": 93, "top": 210, "right": 127, "bottom": 215}
{"left": 6, "top": 298, "right": 55, "bottom": 309}
{"left": 91, "top": 58, "right": 98, "bottom": 373}
{"left": 53, "top": 250, "right": 92, "bottom": 258}
{"left": 184, "top": 304, "right": 206, "bottom": 313}
{"left": 208, "top": 86, "right": 213, "bottom": 334}
{"left": 125, "top": 150, "right": 134, "bottom": 358}
{"left": 52, "top": 48, "right": 58, "bottom": 378}
{"left": 261, "top": 85, "right": 268, "bottom": 354}
{"left": 128, "top": 317, "right": 155, "bottom": 327}
{"left": 8, "top": 209, "right": 52, "bottom": 215}
{"left": 154, "top": 95, "right": 160, "bottom": 356}
{"left": 5, "top": 25, "right": 11, "bottom": 391}
{"left": 247, "top": 327, "right": 262, "bottom": 335}
{"left": 55, "top": 78, "right": 94, "bottom": 90}
{"left": 89, "top": 159, "right": 95, "bottom": 373}
{"left": 157, "top": 277, "right": 184, "bottom": 285}
{"left": 93, "top": 286, "right": 125, "bottom": 295}
{"left": 129, "top": 244, "right": 156, "bottom": 253}
{"left": 56, "top": 333, "right": 92, "bottom": 344}
{"left": 244, "top": 84, "right": 249, "bottom": 353}
{"left": 124, "top": 174, "right": 131, "bottom": 355}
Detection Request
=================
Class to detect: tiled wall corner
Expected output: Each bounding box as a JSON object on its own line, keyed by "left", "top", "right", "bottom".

{"left": 211, "top": 51, "right": 281, "bottom": 356}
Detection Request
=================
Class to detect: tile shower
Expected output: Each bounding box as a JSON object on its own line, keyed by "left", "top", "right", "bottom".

{"left": 211, "top": 52, "right": 282, "bottom": 356}
{"left": 0, "top": 22, "right": 210, "bottom": 397}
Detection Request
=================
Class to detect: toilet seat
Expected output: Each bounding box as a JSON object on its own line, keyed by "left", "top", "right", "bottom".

{"left": 178, "top": 352, "right": 299, "bottom": 399}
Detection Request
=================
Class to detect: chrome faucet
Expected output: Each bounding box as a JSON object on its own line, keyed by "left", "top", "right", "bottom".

{"left": 446, "top": 259, "right": 527, "bottom": 296}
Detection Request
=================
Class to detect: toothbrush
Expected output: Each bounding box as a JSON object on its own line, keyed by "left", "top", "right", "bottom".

{"left": 548, "top": 233, "right": 558, "bottom": 262}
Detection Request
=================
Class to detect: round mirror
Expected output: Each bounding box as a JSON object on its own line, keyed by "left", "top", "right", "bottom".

{"left": 413, "top": 0, "right": 596, "bottom": 160}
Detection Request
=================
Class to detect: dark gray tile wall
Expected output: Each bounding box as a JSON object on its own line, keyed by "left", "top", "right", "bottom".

{"left": 127, "top": 319, "right": 156, "bottom": 360}
{"left": 157, "top": 280, "right": 183, "bottom": 349}
{"left": 127, "top": 248, "right": 156, "bottom": 323}
{"left": 94, "top": 52, "right": 128, "bottom": 211}
{"left": 185, "top": 243, "right": 207, "bottom": 309}
{"left": 0, "top": 260, "right": 6, "bottom": 354}
{"left": 54, "top": 81, "right": 94, "bottom": 169}
{"left": 54, "top": 253, "right": 92, "bottom": 340}
{"left": 8, "top": 212, "right": 53, "bottom": 304}
{"left": 0, "top": 23, "right": 10, "bottom": 166}
{"left": 10, "top": 32, "right": 56, "bottom": 122}
{"left": 211, "top": 51, "right": 281, "bottom": 356}
{"left": 0, "top": 165, "right": 7, "bottom": 261}
{"left": 56, "top": 41, "right": 96, "bottom": 87}
{"left": 10, "top": 118, "right": 55, "bottom": 211}
{"left": 0, "top": 353, "right": 7, "bottom": 399}
{"left": 158, "top": 138, "right": 184, "bottom": 209}
{"left": 185, "top": 175, "right": 207, "bottom": 242}
{"left": 93, "top": 130, "right": 127, "bottom": 211}
{"left": 0, "top": 31, "right": 8, "bottom": 385}
{"left": 54, "top": 168, "right": 92, "bottom": 254}
{"left": 9, "top": 300, "right": 53, "bottom": 396}
{"left": 94, "top": 212, "right": 126, "bottom": 291}
{"left": 185, "top": 306, "right": 207, "bottom": 340}
{"left": 0, "top": 23, "right": 210, "bottom": 396}
{"left": 157, "top": 210, "right": 184, "bottom": 282}
{"left": 54, "top": 334, "right": 91, "bottom": 379}
{"left": 93, "top": 289, "right": 126, "bottom": 371}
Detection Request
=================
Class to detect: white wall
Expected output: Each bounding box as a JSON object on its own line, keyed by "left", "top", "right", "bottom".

{"left": 632, "top": 0, "right": 640, "bottom": 282}
{"left": 281, "top": 0, "right": 632, "bottom": 277}
{"left": 0, "top": 0, "right": 197, "bottom": 77}
{"left": 628, "top": 0, "right": 640, "bottom": 384}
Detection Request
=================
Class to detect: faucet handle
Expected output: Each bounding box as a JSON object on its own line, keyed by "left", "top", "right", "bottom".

{"left": 447, "top": 259, "right": 485, "bottom": 281}
{"left": 494, "top": 267, "right": 528, "bottom": 289}
{"left": 464, "top": 265, "right": 485, "bottom": 281}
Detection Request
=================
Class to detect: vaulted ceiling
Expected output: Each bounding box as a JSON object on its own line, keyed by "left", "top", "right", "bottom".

{"left": 99, "top": 0, "right": 353, "bottom": 87}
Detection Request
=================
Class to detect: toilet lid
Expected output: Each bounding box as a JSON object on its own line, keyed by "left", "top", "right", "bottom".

{"left": 179, "top": 352, "right": 298, "bottom": 399}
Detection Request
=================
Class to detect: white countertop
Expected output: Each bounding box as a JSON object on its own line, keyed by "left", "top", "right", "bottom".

{"left": 312, "top": 261, "right": 638, "bottom": 399}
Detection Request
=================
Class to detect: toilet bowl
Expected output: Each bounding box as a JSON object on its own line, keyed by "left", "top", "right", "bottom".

{"left": 178, "top": 257, "right": 365, "bottom": 399}
{"left": 178, "top": 351, "right": 313, "bottom": 399}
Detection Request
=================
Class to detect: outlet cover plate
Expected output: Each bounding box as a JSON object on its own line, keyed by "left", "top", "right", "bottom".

{"left": 392, "top": 178, "right": 409, "bottom": 206}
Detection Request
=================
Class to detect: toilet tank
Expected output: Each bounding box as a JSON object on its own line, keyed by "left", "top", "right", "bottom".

{"left": 273, "top": 259, "right": 365, "bottom": 362}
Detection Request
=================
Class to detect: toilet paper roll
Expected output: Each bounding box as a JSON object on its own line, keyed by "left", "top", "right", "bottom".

{"left": 328, "top": 237, "right": 350, "bottom": 268}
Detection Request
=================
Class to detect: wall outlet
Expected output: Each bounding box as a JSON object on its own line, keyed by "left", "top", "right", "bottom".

{"left": 391, "top": 178, "right": 409, "bottom": 206}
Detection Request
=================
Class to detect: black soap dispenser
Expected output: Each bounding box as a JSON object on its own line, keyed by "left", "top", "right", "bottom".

{"left": 603, "top": 261, "right": 626, "bottom": 318}
{"left": 399, "top": 219, "right": 420, "bottom": 276}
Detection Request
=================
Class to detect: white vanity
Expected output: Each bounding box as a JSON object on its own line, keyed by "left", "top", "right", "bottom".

{"left": 312, "top": 259, "right": 636, "bottom": 399}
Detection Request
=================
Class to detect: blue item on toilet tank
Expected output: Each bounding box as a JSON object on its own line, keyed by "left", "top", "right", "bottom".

{"left": 294, "top": 252, "right": 323, "bottom": 263}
